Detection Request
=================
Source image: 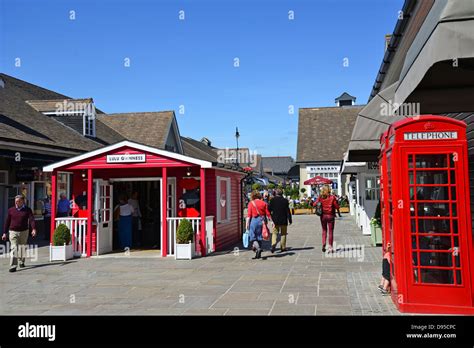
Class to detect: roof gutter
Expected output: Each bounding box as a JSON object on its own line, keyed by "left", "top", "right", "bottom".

{"left": 369, "top": 0, "right": 417, "bottom": 101}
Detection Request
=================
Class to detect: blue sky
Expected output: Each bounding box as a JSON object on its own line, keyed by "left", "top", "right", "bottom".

{"left": 0, "top": 0, "right": 403, "bottom": 158}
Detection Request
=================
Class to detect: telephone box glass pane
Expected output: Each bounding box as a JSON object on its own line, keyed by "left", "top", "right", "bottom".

{"left": 420, "top": 269, "right": 454, "bottom": 284}
{"left": 412, "top": 252, "right": 418, "bottom": 266}
{"left": 416, "top": 203, "right": 450, "bottom": 216}
{"left": 417, "top": 236, "right": 452, "bottom": 250}
{"left": 450, "top": 170, "right": 456, "bottom": 184}
{"left": 408, "top": 155, "right": 414, "bottom": 168}
{"left": 415, "top": 154, "right": 448, "bottom": 168}
{"left": 418, "top": 219, "right": 451, "bottom": 233}
{"left": 415, "top": 186, "right": 449, "bottom": 200}
{"left": 451, "top": 204, "right": 457, "bottom": 217}
{"left": 451, "top": 186, "right": 457, "bottom": 200}
{"left": 416, "top": 171, "right": 448, "bottom": 184}
{"left": 452, "top": 219, "right": 459, "bottom": 234}
{"left": 456, "top": 270, "right": 462, "bottom": 285}
{"left": 419, "top": 252, "right": 452, "bottom": 267}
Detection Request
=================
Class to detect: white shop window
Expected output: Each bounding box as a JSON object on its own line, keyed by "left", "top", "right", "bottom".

{"left": 216, "top": 176, "right": 231, "bottom": 223}
{"left": 365, "top": 176, "right": 380, "bottom": 201}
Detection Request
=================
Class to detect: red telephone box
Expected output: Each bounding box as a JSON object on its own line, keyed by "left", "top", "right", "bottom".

{"left": 379, "top": 115, "right": 474, "bottom": 314}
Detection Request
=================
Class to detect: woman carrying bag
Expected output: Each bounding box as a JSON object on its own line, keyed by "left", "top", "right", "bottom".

{"left": 246, "top": 190, "right": 272, "bottom": 259}
{"left": 314, "top": 185, "right": 340, "bottom": 253}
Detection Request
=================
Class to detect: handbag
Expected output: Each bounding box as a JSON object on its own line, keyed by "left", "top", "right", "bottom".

{"left": 251, "top": 201, "right": 270, "bottom": 241}
{"left": 242, "top": 230, "right": 250, "bottom": 248}
{"left": 315, "top": 201, "right": 323, "bottom": 216}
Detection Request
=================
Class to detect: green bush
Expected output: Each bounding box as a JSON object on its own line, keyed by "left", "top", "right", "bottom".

{"left": 251, "top": 183, "right": 261, "bottom": 191}
{"left": 176, "top": 219, "right": 194, "bottom": 244}
{"left": 53, "top": 224, "right": 71, "bottom": 246}
{"left": 268, "top": 183, "right": 275, "bottom": 190}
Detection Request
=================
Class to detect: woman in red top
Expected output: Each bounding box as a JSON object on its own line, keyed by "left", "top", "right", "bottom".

{"left": 246, "top": 190, "right": 272, "bottom": 259}
{"left": 315, "top": 185, "right": 340, "bottom": 253}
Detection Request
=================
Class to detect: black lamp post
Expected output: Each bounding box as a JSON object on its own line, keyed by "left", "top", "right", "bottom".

{"left": 235, "top": 127, "right": 240, "bottom": 165}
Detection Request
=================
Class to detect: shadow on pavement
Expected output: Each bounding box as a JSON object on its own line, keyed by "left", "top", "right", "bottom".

{"left": 16, "top": 260, "right": 78, "bottom": 271}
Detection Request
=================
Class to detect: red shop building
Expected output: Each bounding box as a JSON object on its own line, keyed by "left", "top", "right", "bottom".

{"left": 43, "top": 140, "right": 245, "bottom": 258}
{"left": 379, "top": 115, "right": 474, "bottom": 314}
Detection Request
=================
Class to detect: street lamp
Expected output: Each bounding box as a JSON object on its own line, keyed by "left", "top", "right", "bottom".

{"left": 235, "top": 127, "right": 240, "bottom": 166}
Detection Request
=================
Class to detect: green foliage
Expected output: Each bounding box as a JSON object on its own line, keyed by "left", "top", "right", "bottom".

{"left": 176, "top": 219, "right": 194, "bottom": 244}
{"left": 268, "top": 183, "right": 275, "bottom": 189}
{"left": 295, "top": 202, "right": 312, "bottom": 209}
{"left": 251, "top": 183, "right": 261, "bottom": 191}
{"left": 53, "top": 224, "right": 71, "bottom": 246}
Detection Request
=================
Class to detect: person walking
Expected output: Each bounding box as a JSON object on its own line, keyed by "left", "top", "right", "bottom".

{"left": 268, "top": 188, "right": 292, "bottom": 253}
{"left": 42, "top": 195, "right": 52, "bottom": 241}
{"left": 262, "top": 190, "right": 270, "bottom": 204}
{"left": 246, "top": 190, "right": 272, "bottom": 259}
{"left": 288, "top": 198, "right": 295, "bottom": 215}
{"left": 114, "top": 195, "right": 135, "bottom": 250}
{"left": 2, "top": 195, "right": 37, "bottom": 272}
{"left": 128, "top": 192, "right": 142, "bottom": 248}
{"left": 315, "top": 185, "right": 340, "bottom": 253}
{"left": 57, "top": 193, "right": 70, "bottom": 217}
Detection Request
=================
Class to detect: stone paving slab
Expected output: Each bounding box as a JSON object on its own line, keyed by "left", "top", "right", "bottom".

{"left": 0, "top": 214, "right": 400, "bottom": 315}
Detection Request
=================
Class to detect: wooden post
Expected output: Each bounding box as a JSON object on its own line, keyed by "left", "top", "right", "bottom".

{"left": 200, "top": 167, "right": 206, "bottom": 257}
{"left": 162, "top": 167, "right": 168, "bottom": 257}
{"left": 87, "top": 169, "right": 93, "bottom": 257}
{"left": 50, "top": 171, "right": 57, "bottom": 242}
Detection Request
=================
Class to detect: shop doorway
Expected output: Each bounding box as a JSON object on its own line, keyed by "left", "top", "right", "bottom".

{"left": 103, "top": 178, "right": 176, "bottom": 256}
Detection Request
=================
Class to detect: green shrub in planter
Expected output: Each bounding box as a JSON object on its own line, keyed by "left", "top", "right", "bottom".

{"left": 53, "top": 224, "right": 71, "bottom": 246}
{"left": 176, "top": 219, "right": 194, "bottom": 244}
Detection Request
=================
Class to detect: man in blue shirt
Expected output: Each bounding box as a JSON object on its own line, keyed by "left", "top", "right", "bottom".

{"left": 57, "top": 193, "right": 70, "bottom": 217}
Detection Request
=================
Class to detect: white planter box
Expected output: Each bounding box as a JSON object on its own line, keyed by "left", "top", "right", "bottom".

{"left": 50, "top": 244, "right": 74, "bottom": 262}
{"left": 175, "top": 242, "right": 195, "bottom": 260}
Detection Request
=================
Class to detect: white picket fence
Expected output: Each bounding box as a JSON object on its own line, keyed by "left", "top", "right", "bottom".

{"left": 55, "top": 217, "right": 87, "bottom": 257}
{"left": 166, "top": 216, "right": 215, "bottom": 257}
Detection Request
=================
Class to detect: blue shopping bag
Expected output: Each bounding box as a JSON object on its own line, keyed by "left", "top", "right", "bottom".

{"left": 242, "top": 230, "right": 250, "bottom": 248}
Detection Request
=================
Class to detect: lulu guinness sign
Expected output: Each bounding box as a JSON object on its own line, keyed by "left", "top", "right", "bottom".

{"left": 106, "top": 153, "right": 146, "bottom": 163}
{"left": 404, "top": 131, "right": 458, "bottom": 141}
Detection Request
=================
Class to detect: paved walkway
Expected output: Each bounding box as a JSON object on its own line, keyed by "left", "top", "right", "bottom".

{"left": 0, "top": 214, "right": 400, "bottom": 315}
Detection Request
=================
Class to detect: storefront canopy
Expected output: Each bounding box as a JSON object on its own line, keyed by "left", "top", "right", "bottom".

{"left": 346, "top": 0, "right": 474, "bottom": 162}
{"left": 347, "top": 82, "right": 405, "bottom": 161}
{"left": 394, "top": 0, "right": 474, "bottom": 106}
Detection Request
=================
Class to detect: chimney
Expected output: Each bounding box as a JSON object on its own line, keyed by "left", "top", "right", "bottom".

{"left": 385, "top": 34, "right": 392, "bottom": 52}
{"left": 200, "top": 137, "right": 212, "bottom": 147}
